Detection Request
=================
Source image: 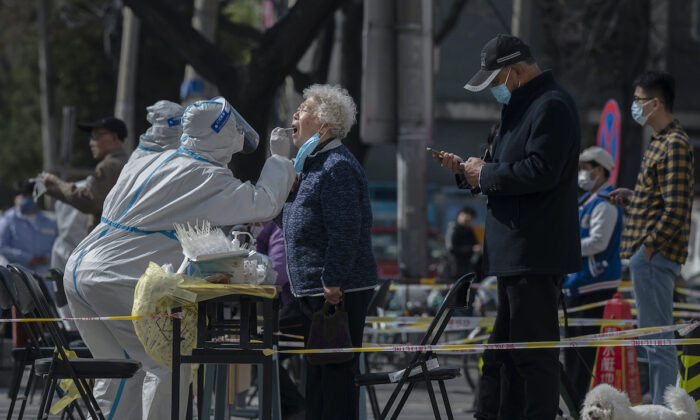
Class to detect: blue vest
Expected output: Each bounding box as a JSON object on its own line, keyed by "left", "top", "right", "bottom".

{"left": 564, "top": 186, "right": 622, "bottom": 297}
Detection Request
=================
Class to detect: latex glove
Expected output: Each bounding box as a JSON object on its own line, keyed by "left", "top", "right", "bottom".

{"left": 269, "top": 127, "right": 294, "bottom": 158}
{"left": 39, "top": 173, "right": 58, "bottom": 188}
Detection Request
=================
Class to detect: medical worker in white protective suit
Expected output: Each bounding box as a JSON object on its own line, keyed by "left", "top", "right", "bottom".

{"left": 129, "top": 99, "right": 185, "bottom": 163}
{"left": 63, "top": 96, "right": 296, "bottom": 420}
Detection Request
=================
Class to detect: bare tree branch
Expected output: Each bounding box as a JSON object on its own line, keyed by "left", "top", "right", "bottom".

{"left": 435, "top": 0, "right": 470, "bottom": 45}
{"left": 290, "top": 68, "right": 313, "bottom": 93}
{"left": 120, "top": 0, "right": 348, "bottom": 180}
{"left": 121, "top": 0, "right": 239, "bottom": 97}
{"left": 310, "top": 19, "right": 336, "bottom": 86}
{"left": 241, "top": 0, "right": 349, "bottom": 113}
{"left": 338, "top": 0, "right": 368, "bottom": 164}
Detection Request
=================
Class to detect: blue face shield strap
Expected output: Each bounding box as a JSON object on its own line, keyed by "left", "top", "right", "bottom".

{"left": 211, "top": 103, "right": 232, "bottom": 133}
{"left": 167, "top": 116, "right": 181, "bottom": 127}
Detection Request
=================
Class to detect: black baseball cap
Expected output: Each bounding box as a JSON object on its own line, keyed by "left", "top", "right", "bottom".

{"left": 15, "top": 180, "right": 35, "bottom": 196}
{"left": 464, "top": 34, "right": 533, "bottom": 92}
{"left": 78, "top": 116, "right": 127, "bottom": 141}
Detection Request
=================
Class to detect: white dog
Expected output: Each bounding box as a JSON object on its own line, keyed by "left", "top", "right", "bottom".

{"left": 581, "top": 383, "right": 697, "bottom": 420}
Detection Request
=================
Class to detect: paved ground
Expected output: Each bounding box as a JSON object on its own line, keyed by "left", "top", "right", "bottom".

{"left": 0, "top": 355, "right": 478, "bottom": 419}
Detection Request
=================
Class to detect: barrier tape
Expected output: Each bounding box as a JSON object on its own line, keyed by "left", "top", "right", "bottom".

{"left": 387, "top": 280, "right": 700, "bottom": 307}
{"left": 263, "top": 322, "right": 700, "bottom": 355}
{"left": 563, "top": 299, "right": 700, "bottom": 313}
{"left": 563, "top": 322, "right": 696, "bottom": 342}
{"left": 275, "top": 332, "right": 305, "bottom": 340}
{"left": 0, "top": 314, "right": 658, "bottom": 329}
{"left": 0, "top": 314, "right": 177, "bottom": 323}
{"left": 677, "top": 287, "right": 700, "bottom": 299}
{"left": 444, "top": 334, "right": 491, "bottom": 345}
{"left": 262, "top": 337, "right": 700, "bottom": 356}
{"left": 366, "top": 315, "right": 638, "bottom": 330}
{"left": 437, "top": 323, "right": 699, "bottom": 355}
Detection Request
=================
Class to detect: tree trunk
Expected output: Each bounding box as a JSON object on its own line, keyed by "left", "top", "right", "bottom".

{"left": 121, "top": 0, "right": 348, "bottom": 180}
{"left": 339, "top": 0, "right": 368, "bottom": 164}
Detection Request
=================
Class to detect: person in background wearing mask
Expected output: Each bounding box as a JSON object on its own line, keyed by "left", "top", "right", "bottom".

{"left": 609, "top": 70, "right": 694, "bottom": 405}
{"left": 436, "top": 34, "right": 581, "bottom": 419}
{"left": 564, "top": 146, "right": 622, "bottom": 401}
{"left": 40, "top": 116, "right": 128, "bottom": 231}
{"left": 0, "top": 180, "right": 57, "bottom": 276}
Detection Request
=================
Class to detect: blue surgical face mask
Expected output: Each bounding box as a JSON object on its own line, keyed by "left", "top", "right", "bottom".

{"left": 293, "top": 132, "right": 321, "bottom": 174}
{"left": 18, "top": 197, "right": 38, "bottom": 214}
{"left": 490, "top": 68, "right": 512, "bottom": 104}
{"left": 631, "top": 100, "right": 654, "bottom": 126}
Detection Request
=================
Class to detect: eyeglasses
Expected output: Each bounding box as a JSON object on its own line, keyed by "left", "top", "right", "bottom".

{"left": 295, "top": 104, "right": 314, "bottom": 115}
{"left": 633, "top": 96, "right": 655, "bottom": 104}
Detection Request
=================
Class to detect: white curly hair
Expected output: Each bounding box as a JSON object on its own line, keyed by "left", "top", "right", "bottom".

{"left": 302, "top": 84, "right": 357, "bottom": 139}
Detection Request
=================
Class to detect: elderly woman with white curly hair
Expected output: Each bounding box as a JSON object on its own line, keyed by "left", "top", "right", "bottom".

{"left": 278, "top": 84, "right": 378, "bottom": 419}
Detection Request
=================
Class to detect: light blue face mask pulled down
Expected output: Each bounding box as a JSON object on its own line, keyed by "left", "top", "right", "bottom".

{"left": 631, "top": 100, "right": 653, "bottom": 126}
{"left": 490, "top": 67, "right": 512, "bottom": 104}
{"left": 293, "top": 133, "right": 321, "bottom": 174}
{"left": 19, "top": 197, "right": 38, "bottom": 213}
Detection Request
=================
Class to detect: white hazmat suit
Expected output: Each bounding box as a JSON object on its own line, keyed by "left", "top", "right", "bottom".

{"left": 128, "top": 100, "right": 185, "bottom": 163}
{"left": 64, "top": 96, "right": 295, "bottom": 420}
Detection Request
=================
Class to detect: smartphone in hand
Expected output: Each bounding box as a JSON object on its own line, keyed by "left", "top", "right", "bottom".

{"left": 426, "top": 147, "right": 443, "bottom": 161}
{"left": 598, "top": 192, "right": 630, "bottom": 205}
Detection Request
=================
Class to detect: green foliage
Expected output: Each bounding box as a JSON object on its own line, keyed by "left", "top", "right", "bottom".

{"left": 220, "top": 0, "right": 262, "bottom": 66}
{"left": 0, "top": 0, "right": 189, "bottom": 209}
{"left": 0, "top": 0, "right": 116, "bottom": 204}
{"left": 0, "top": 2, "right": 42, "bottom": 189}
{"left": 222, "top": 0, "right": 262, "bottom": 27}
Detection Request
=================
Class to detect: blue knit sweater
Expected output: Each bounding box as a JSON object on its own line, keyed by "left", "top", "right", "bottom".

{"left": 282, "top": 140, "right": 378, "bottom": 297}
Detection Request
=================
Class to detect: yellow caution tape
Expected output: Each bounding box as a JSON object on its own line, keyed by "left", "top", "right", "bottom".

{"left": 261, "top": 322, "right": 700, "bottom": 356}
{"left": 176, "top": 283, "right": 277, "bottom": 299}
{"left": 50, "top": 349, "right": 82, "bottom": 415}
{"left": 262, "top": 337, "right": 700, "bottom": 357}
{"left": 0, "top": 314, "right": 171, "bottom": 323}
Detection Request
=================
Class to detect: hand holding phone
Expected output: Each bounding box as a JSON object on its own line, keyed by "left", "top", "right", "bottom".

{"left": 426, "top": 147, "right": 443, "bottom": 161}
{"left": 600, "top": 189, "right": 632, "bottom": 206}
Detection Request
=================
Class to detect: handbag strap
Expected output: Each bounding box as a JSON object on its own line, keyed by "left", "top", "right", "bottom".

{"left": 321, "top": 297, "right": 345, "bottom": 316}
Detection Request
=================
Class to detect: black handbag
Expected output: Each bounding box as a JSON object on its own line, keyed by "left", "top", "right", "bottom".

{"left": 306, "top": 299, "right": 354, "bottom": 365}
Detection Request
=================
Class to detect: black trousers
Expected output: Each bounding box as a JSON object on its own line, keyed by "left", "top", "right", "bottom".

{"left": 299, "top": 289, "right": 373, "bottom": 420}
{"left": 278, "top": 300, "right": 307, "bottom": 416}
{"left": 475, "top": 275, "right": 562, "bottom": 420}
{"left": 563, "top": 288, "right": 616, "bottom": 403}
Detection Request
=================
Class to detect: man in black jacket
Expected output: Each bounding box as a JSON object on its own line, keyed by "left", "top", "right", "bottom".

{"left": 438, "top": 34, "right": 581, "bottom": 419}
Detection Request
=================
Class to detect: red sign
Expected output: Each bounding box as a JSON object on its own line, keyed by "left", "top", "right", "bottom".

{"left": 590, "top": 293, "right": 642, "bottom": 403}
{"left": 596, "top": 100, "right": 622, "bottom": 186}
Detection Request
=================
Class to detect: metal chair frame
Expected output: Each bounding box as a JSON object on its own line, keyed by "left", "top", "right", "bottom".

{"left": 0, "top": 266, "right": 83, "bottom": 420}
{"left": 356, "top": 273, "right": 474, "bottom": 420}
{"left": 9, "top": 264, "right": 105, "bottom": 420}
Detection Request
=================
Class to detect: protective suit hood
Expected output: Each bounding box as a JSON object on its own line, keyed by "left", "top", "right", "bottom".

{"left": 180, "top": 97, "right": 242, "bottom": 166}
{"left": 138, "top": 100, "right": 185, "bottom": 152}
